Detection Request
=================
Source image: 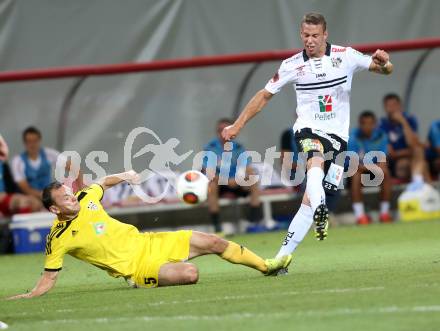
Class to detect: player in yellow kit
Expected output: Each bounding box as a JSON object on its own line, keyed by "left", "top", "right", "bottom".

{"left": 8, "top": 170, "right": 291, "bottom": 299}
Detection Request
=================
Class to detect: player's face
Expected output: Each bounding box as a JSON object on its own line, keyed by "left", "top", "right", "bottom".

{"left": 300, "top": 23, "right": 328, "bottom": 58}
{"left": 23, "top": 133, "right": 41, "bottom": 156}
{"left": 359, "top": 116, "right": 376, "bottom": 137}
{"left": 383, "top": 98, "right": 402, "bottom": 117}
{"left": 50, "top": 185, "right": 80, "bottom": 216}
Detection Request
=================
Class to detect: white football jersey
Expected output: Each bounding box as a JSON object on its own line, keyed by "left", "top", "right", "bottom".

{"left": 265, "top": 43, "right": 372, "bottom": 141}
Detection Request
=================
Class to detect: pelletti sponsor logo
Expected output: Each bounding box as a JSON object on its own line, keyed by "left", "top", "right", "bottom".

{"left": 318, "top": 95, "right": 332, "bottom": 112}
{"left": 317, "top": 95, "right": 336, "bottom": 119}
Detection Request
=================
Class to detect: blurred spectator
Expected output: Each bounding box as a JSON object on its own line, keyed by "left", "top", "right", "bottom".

{"left": 202, "top": 118, "right": 262, "bottom": 233}
{"left": 380, "top": 93, "right": 430, "bottom": 189}
{"left": 348, "top": 111, "right": 391, "bottom": 225}
{"left": 0, "top": 134, "right": 41, "bottom": 217}
{"left": 426, "top": 119, "right": 440, "bottom": 179}
{"left": 12, "top": 127, "right": 82, "bottom": 199}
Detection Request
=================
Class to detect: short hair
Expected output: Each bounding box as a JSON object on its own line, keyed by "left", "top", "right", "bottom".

{"left": 217, "top": 118, "right": 233, "bottom": 126}
{"left": 383, "top": 93, "right": 401, "bottom": 104}
{"left": 301, "top": 12, "right": 327, "bottom": 31}
{"left": 359, "top": 110, "right": 377, "bottom": 121}
{"left": 22, "top": 126, "right": 42, "bottom": 141}
{"left": 42, "top": 181, "right": 63, "bottom": 210}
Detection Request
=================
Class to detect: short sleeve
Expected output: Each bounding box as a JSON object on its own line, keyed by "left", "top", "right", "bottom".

{"left": 346, "top": 47, "right": 372, "bottom": 73}
{"left": 44, "top": 236, "right": 66, "bottom": 271}
{"left": 78, "top": 183, "right": 104, "bottom": 201}
{"left": 264, "top": 60, "right": 297, "bottom": 94}
{"left": 44, "top": 147, "right": 62, "bottom": 166}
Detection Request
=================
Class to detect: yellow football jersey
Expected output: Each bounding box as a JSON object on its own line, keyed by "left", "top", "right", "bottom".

{"left": 44, "top": 184, "right": 147, "bottom": 279}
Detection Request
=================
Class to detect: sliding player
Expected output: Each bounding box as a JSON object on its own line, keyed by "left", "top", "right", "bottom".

{"left": 8, "top": 170, "right": 291, "bottom": 299}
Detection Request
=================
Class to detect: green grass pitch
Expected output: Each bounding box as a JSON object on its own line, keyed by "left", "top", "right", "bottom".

{"left": 1, "top": 220, "right": 439, "bottom": 331}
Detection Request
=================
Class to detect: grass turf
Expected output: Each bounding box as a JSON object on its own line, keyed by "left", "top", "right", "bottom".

{"left": 0, "top": 220, "right": 439, "bottom": 331}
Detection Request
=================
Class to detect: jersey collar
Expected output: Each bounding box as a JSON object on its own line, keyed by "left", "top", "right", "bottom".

{"left": 302, "top": 42, "right": 331, "bottom": 62}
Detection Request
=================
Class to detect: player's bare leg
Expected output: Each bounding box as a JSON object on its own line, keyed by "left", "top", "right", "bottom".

{"left": 229, "top": 171, "right": 262, "bottom": 223}
{"left": 207, "top": 176, "right": 222, "bottom": 232}
{"left": 378, "top": 163, "right": 392, "bottom": 222}
{"left": 247, "top": 169, "right": 262, "bottom": 223}
{"left": 158, "top": 262, "right": 199, "bottom": 286}
{"left": 410, "top": 144, "right": 431, "bottom": 186}
{"left": 351, "top": 166, "right": 370, "bottom": 225}
{"left": 188, "top": 231, "right": 291, "bottom": 275}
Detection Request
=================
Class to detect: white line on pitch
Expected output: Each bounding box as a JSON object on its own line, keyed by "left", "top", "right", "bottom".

{"left": 35, "top": 305, "right": 440, "bottom": 325}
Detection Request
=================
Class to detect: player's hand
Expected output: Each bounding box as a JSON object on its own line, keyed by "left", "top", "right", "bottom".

{"left": 372, "top": 49, "right": 389, "bottom": 66}
{"left": 390, "top": 111, "right": 406, "bottom": 124}
{"left": 125, "top": 170, "right": 141, "bottom": 185}
{"left": 221, "top": 124, "right": 240, "bottom": 141}
{"left": 6, "top": 293, "right": 32, "bottom": 300}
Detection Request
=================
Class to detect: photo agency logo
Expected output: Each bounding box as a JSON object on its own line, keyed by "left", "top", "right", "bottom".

{"left": 54, "top": 127, "right": 386, "bottom": 203}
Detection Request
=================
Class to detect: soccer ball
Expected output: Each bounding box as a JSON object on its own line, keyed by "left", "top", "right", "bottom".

{"left": 176, "top": 170, "right": 209, "bottom": 205}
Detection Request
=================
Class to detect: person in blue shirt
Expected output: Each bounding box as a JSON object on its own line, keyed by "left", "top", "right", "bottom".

{"left": 427, "top": 119, "right": 440, "bottom": 178}
{"left": 379, "top": 93, "right": 429, "bottom": 187}
{"left": 348, "top": 111, "right": 392, "bottom": 225}
{"left": 12, "top": 127, "right": 83, "bottom": 199}
{"left": 202, "top": 118, "right": 261, "bottom": 233}
{"left": 0, "top": 134, "right": 41, "bottom": 217}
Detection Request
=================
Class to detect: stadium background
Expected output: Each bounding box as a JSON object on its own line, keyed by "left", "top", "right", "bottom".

{"left": 0, "top": 0, "right": 439, "bottom": 175}
{"left": 1, "top": 2, "right": 440, "bottom": 330}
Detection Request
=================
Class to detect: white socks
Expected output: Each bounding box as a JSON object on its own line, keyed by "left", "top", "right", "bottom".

{"left": 306, "top": 167, "right": 325, "bottom": 212}
{"left": 353, "top": 201, "right": 390, "bottom": 217}
{"left": 276, "top": 204, "right": 313, "bottom": 258}
{"left": 380, "top": 201, "right": 390, "bottom": 215}
{"left": 352, "top": 202, "right": 365, "bottom": 218}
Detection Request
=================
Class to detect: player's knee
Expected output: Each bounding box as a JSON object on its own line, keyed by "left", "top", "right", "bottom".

{"left": 307, "top": 155, "right": 324, "bottom": 169}
{"left": 184, "top": 264, "right": 199, "bottom": 284}
{"left": 208, "top": 234, "right": 228, "bottom": 254}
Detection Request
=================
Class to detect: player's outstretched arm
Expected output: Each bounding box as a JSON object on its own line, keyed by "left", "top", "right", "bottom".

{"left": 369, "top": 49, "right": 393, "bottom": 75}
{"left": 7, "top": 271, "right": 59, "bottom": 300}
{"left": 222, "top": 89, "right": 273, "bottom": 141}
{"left": 97, "top": 170, "right": 141, "bottom": 190}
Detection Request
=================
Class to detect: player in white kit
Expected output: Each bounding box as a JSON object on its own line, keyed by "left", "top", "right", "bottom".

{"left": 222, "top": 13, "right": 393, "bottom": 273}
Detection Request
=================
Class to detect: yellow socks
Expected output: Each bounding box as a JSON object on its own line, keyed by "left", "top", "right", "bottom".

{"left": 220, "top": 241, "right": 268, "bottom": 273}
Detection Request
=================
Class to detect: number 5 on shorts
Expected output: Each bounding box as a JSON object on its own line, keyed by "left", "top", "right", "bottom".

{"left": 144, "top": 277, "right": 157, "bottom": 285}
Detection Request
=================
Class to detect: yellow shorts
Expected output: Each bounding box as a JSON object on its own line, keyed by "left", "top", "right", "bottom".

{"left": 133, "top": 230, "right": 192, "bottom": 288}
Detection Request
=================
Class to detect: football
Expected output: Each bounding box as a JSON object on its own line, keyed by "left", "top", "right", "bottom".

{"left": 176, "top": 170, "right": 209, "bottom": 205}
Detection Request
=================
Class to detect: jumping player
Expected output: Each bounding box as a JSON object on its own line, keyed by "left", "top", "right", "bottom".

{"left": 222, "top": 13, "right": 393, "bottom": 273}
{"left": 7, "top": 170, "right": 291, "bottom": 299}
